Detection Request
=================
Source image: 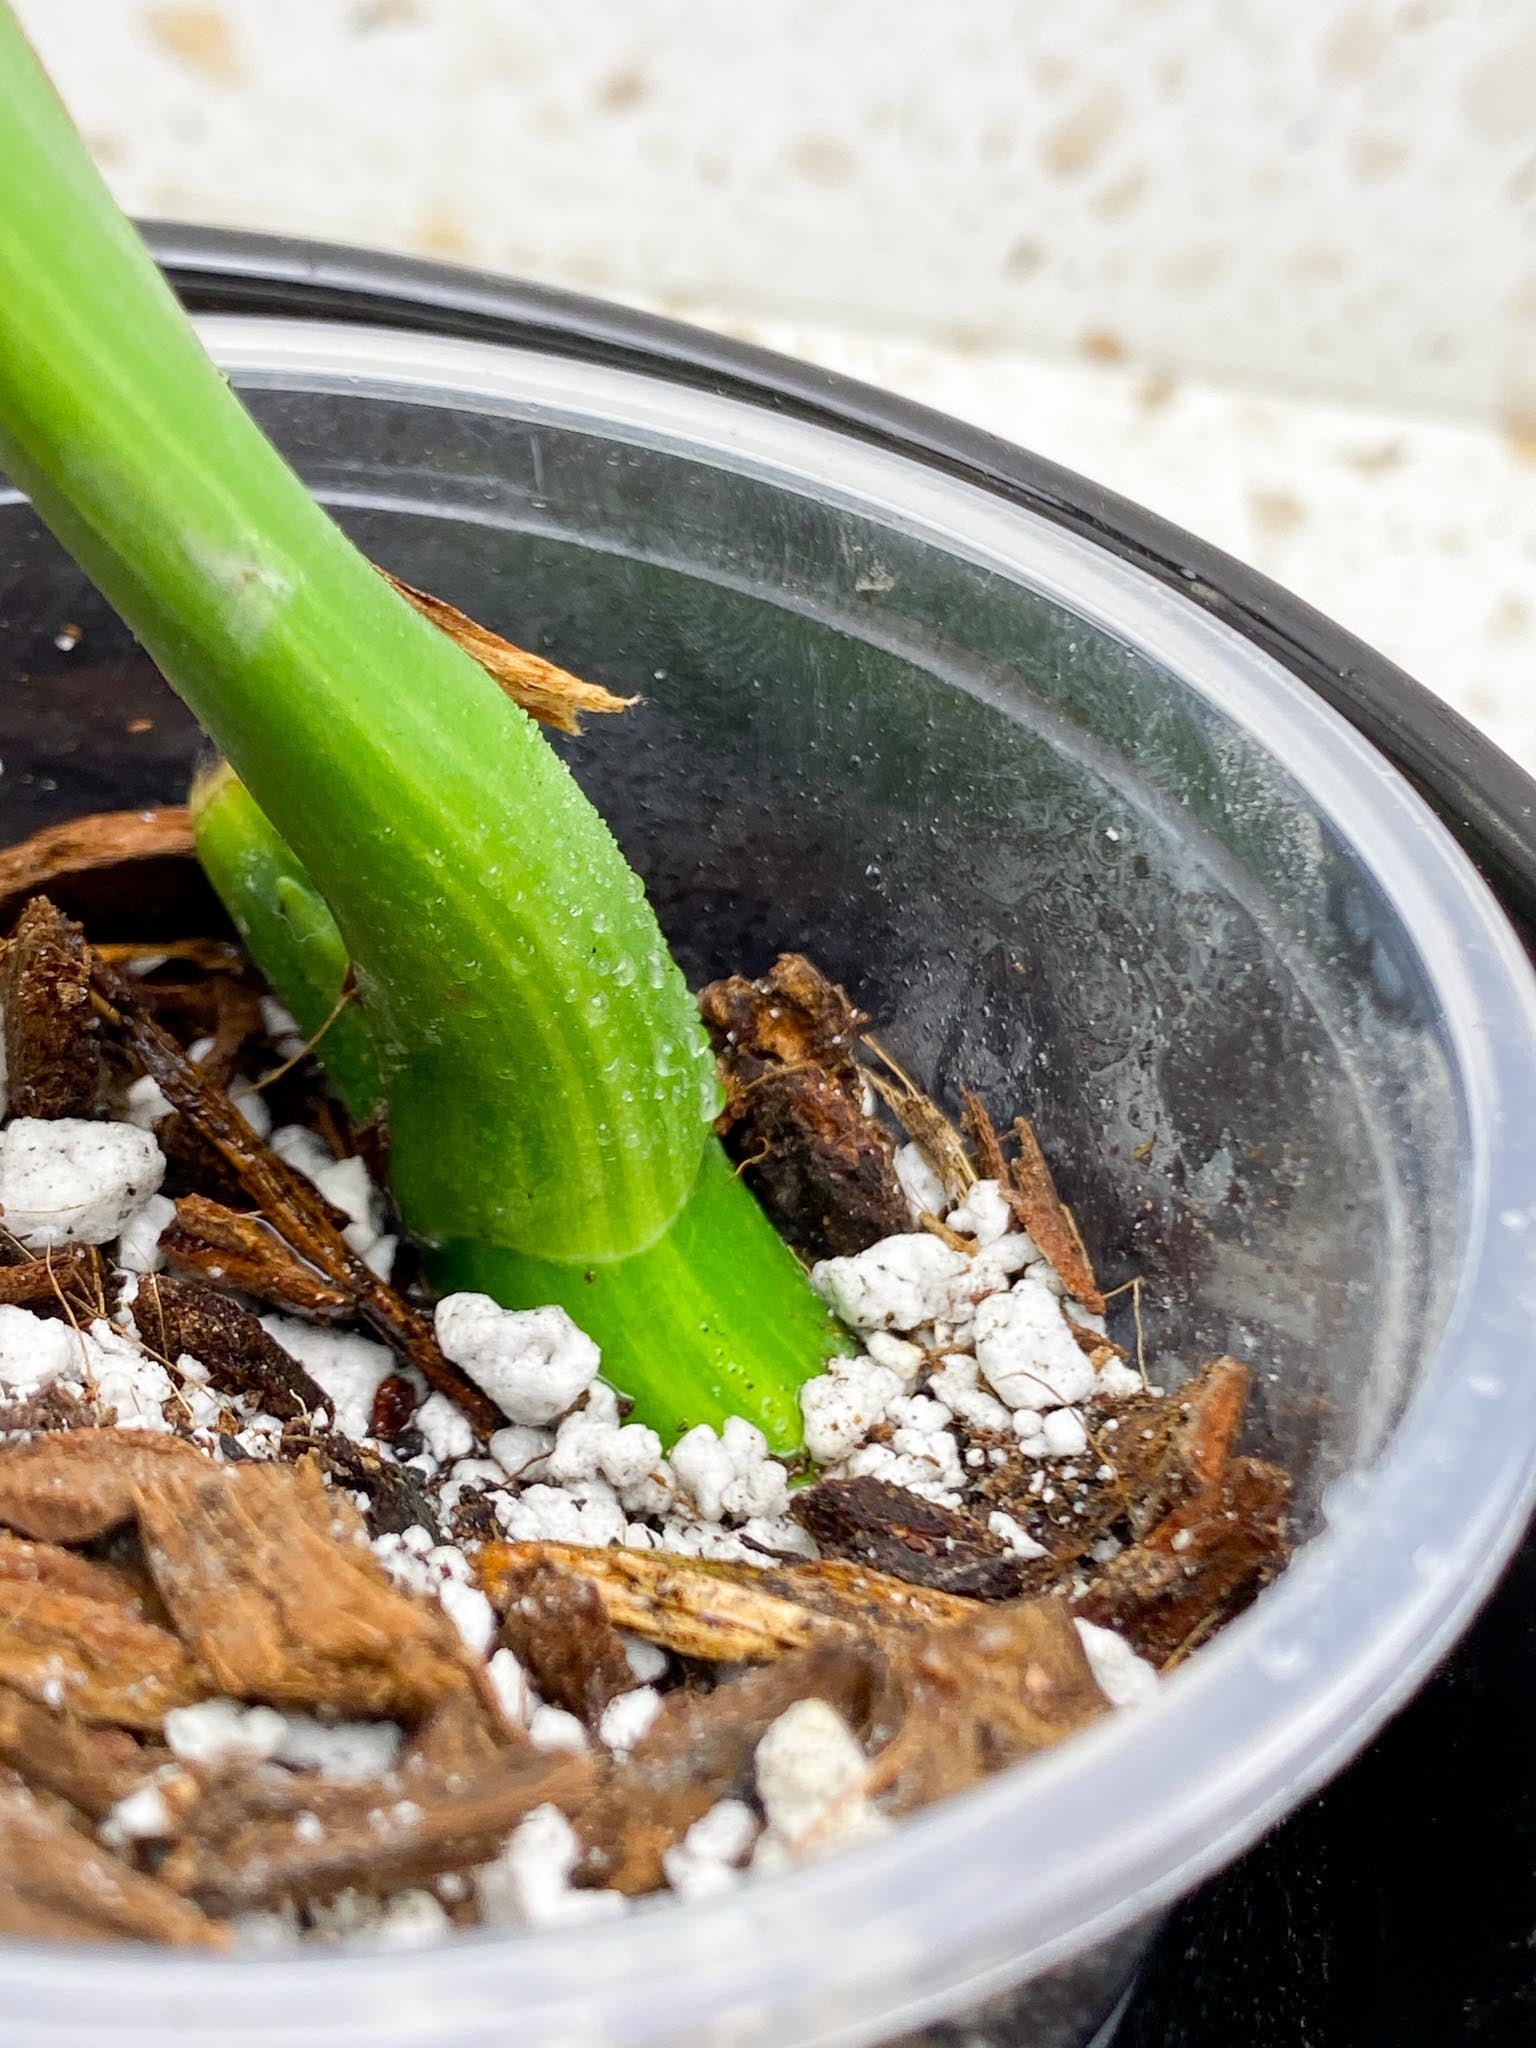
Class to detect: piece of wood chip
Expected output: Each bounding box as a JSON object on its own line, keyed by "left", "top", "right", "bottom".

{"left": 285, "top": 1425, "right": 443, "bottom": 1544}
{"left": 0, "top": 1530, "right": 152, "bottom": 1613}
{"left": 576, "top": 1643, "right": 884, "bottom": 1894}
{"left": 1006, "top": 1114, "right": 1105, "bottom": 1313}
{"left": 0, "top": 1779, "right": 227, "bottom": 1947}
{"left": 135, "top": 1455, "right": 469, "bottom": 1717}
{"left": 380, "top": 568, "right": 635, "bottom": 736}
{"left": 1074, "top": 1455, "right": 1291, "bottom": 1668}
{"left": 790, "top": 1474, "right": 1048, "bottom": 1599}
{"left": 0, "top": 1244, "right": 108, "bottom": 1317}
{"left": 480, "top": 1541, "right": 835, "bottom": 1663}
{"left": 91, "top": 954, "right": 498, "bottom": 1430}
{"left": 700, "top": 955, "right": 909, "bottom": 1259}
{"left": 132, "top": 1273, "right": 328, "bottom": 1421}
{"left": 480, "top": 1542, "right": 988, "bottom": 1660}
{"left": 161, "top": 1195, "right": 356, "bottom": 1322}
{"left": 868, "top": 1596, "right": 1110, "bottom": 1816}
{"left": 861, "top": 1040, "right": 976, "bottom": 1202}
{"left": 0, "top": 1578, "right": 210, "bottom": 1728}
{"left": 0, "top": 1428, "right": 208, "bottom": 1544}
{"left": 162, "top": 1745, "right": 594, "bottom": 1912}
{"left": 0, "top": 898, "right": 103, "bottom": 1119}
{"left": 0, "top": 810, "right": 198, "bottom": 933}
{"left": 0, "top": 1685, "right": 150, "bottom": 1818}
{"left": 494, "top": 1559, "right": 637, "bottom": 1727}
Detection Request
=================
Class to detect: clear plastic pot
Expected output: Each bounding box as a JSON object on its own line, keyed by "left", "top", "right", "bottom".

{"left": 2, "top": 253, "right": 1536, "bottom": 2048}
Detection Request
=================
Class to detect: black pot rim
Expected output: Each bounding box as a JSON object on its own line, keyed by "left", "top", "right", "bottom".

{"left": 143, "top": 219, "right": 1536, "bottom": 924}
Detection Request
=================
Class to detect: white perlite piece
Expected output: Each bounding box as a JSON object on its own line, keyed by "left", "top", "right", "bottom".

{"left": 661, "top": 1798, "right": 758, "bottom": 1901}
{"left": 308, "top": 1888, "right": 450, "bottom": 1950}
{"left": 973, "top": 1273, "right": 1099, "bottom": 1410}
{"left": 165, "top": 1699, "right": 405, "bottom": 1779}
{"left": 486, "top": 1647, "right": 530, "bottom": 1728}
{"left": 800, "top": 1354, "right": 903, "bottom": 1466}
{"left": 527, "top": 1704, "right": 589, "bottom": 1755}
{"left": 671, "top": 1416, "right": 789, "bottom": 1523}
{"left": 488, "top": 1423, "right": 553, "bottom": 1481}
{"left": 1023, "top": 1406, "right": 1090, "bottom": 1459}
{"left": 988, "top": 1509, "right": 1048, "bottom": 1560}
{"left": 164, "top": 1700, "right": 288, "bottom": 1767}
{"left": 926, "top": 1354, "right": 1012, "bottom": 1435}
{"left": 945, "top": 1178, "right": 1014, "bottom": 1245}
{"left": 476, "top": 1804, "right": 625, "bottom": 1928}
{"left": 99, "top": 1776, "right": 179, "bottom": 1849}
{"left": 414, "top": 1391, "right": 475, "bottom": 1466}
{"left": 227, "top": 1081, "right": 272, "bottom": 1142}
{"left": 811, "top": 1232, "right": 970, "bottom": 1332}
{"left": 1074, "top": 1620, "right": 1161, "bottom": 1710}
{"left": 114, "top": 1191, "right": 177, "bottom": 1275}
{"left": 123, "top": 1073, "right": 172, "bottom": 1130}
{"left": 271, "top": 1716, "right": 404, "bottom": 1782}
{"left": 0, "top": 1118, "right": 165, "bottom": 1248}
{"left": 259, "top": 1316, "right": 395, "bottom": 1441}
{"left": 892, "top": 1140, "right": 947, "bottom": 1222}
{"left": 270, "top": 1126, "right": 394, "bottom": 1277}
{"left": 598, "top": 1686, "right": 662, "bottom": 1757}
{"left": 622, "top": 1634, "right": 669, "bottom": 1685}
{"left": 369, "top": 1525, "right": 497, "bottom": 1655}
{"left": 83, "top": 1319, "right": 174, "bottom": 1428}
{"left": 0, "top": 1303, "right": 84, "bottom": 1393}
{"left": 753, "top": 1699, "right": 888, "bottom": 1871}
{"left": 438, "top": 1576, "right": 497, "bottom": 1658}
{"left": 544, "top": 1382, "right": 668, "bottom": 1508}
{"left": 496, "top": 1479, "right": 627, "bottom": 1549}
{"left": 436, "top": 1294, "right": 600, "bottom": 1426}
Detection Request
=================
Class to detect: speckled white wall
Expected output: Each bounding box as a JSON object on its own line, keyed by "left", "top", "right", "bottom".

{"left": 15, "top": 0, "right": 1536, "bottom": 423}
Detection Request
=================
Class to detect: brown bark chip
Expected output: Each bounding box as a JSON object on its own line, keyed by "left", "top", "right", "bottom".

{"left": 0, "top": 1685, "right": 149, "bottom": 1818}
{"left": 162, "top": 1745, "right": 596, "bottom": 1913}
{"left": 0, "top": 898, "right": 103, "bottom": 1119}
{"left": 479, "top": 1541, "right": 988, "bottom": 1660}
{"left": 481, "top": 1540, "right": 835, "bottom": 1663}
{"left": 0, "top": 1428, "right": 208, "bottom": 1543}
{"left": 0, "top": 1780, "right": 227, "bottom": 1947}
{"left": 1074, "top": 1455, "right": 1292, "bottom": 1667}
{"left": 0, "top": 1529, "right": 152, "bottom": 1612}
{"left": 160, "top": 1197, "right": 357, "bottom": 1321}
{"left": 1006, "top": 1114, "right": 1105, "bottom": 1313}
{"left": 700, "top": 953, "right": 909, "bottom": 1258}
{"left": 868, "top": 1597, "right": 1110, "bottom": 1816}
{"left": 577, "top": 1643, "right": 885, "bottom": 1894}
{"left": 789, "top": 1474, "right": 1045, "bottom": 1599}
{"left": 132, "top": 1272, "right": 328, "bottom": 1421}
{"left": 495, "top": 1560, "right": 636, "bottom": 1726}
{"left": 0, "top": 1245, "right": 108, "bottom": 1318}
{"left": 134, "top": 1456, "right": 467, "bottom": 1717}
{"left": 91, "top": 955, "right": 498, "bottom": 1429}
{"left": 0, "top": 1578, "right": 209, "bottom": 1727}
{"left": 379, "top": 569, "right": 635, "bottom": 736}
{"left": 0, "top": 810, "right": 197, "bottom": 934}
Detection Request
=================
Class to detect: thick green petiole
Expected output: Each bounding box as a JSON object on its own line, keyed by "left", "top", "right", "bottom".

{"left": 0, "top": 9, "right": 847, "bottom": 1447}
{"left": 191, "top": 763, "right": 385, "bottom": 1127}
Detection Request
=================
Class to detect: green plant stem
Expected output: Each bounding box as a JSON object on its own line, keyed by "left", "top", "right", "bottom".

{"left": 192, "top": 763, "right": 384, "bottom": 1125}
{"left": 0, "top": 8, "right": 846, "bottom": 1446}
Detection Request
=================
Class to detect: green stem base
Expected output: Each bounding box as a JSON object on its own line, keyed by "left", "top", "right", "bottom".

{"left": 429, "top": 1140, "right": 853, "bottom": 1454}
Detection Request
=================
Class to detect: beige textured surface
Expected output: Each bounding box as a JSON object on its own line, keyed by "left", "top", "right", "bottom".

{"left": 18, "top": 0, "right": 1536, "bottom": 420}
{"left": 12, "top": 0, "right": 1536, "bottom": 767}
